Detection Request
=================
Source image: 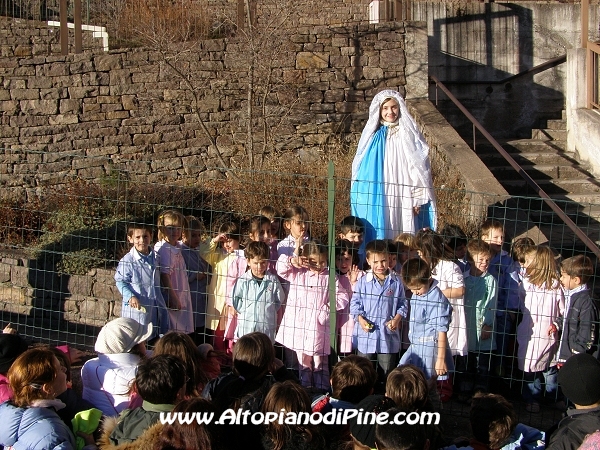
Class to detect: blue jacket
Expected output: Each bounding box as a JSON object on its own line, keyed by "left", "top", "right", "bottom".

{"left": 0, "top": 401, "right": 76, "bottom": 450}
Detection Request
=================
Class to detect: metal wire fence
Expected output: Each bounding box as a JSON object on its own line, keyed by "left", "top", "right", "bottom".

{"left": 0, "top": 151, "right": 598, "bottom": 429}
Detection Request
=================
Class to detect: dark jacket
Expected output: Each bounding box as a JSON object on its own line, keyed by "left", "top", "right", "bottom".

{"left": 547, "top": 406, "right": 600, "bottom": 450}
{"left": 558, "top": 290, "right": 599, "bottom": 362}
{"left": 56, "top": 388, "right": 96, "bottom": 431}
{"left": 108, "top": 401, "right": 174, "bottom": 446}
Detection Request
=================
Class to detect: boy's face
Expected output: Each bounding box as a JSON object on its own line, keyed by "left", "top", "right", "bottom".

{"left": 471, "top": 252, "right": 491, "bottom": 274}
{"left": 560, "top": 270, "right": 581, "bottom": 290}
{"left": 336, "top": 252, "right": 353, "bottom": 274}
{"left": 388, "top": 254, "right": 397, "bottom": 270}
{"left": 184, "top": 229, "right": 202, "bottom": 249}
{"left": 248, "top": 256, "right": 269, "bottom": 278}
{"left": 367, "top": 252, "right": 389, "bottom": 279}
{"left": 128, "top": 229, "right": 151, "bottom": 255}
{"left": 406, "top": 282, "right": 428, "bottom": 296}
{"left": 482, "top": 229, "right": 503, "bottom": 253}
{"left": 340, "top": 231, "right": 363, "bottom": 246}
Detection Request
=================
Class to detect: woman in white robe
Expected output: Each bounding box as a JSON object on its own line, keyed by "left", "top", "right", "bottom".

{"left": 350, "top": 90, "right": 436, "bottom": 241}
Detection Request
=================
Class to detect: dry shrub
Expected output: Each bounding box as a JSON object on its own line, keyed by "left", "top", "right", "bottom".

{"left": 0, "top": 198, "right": 45, "bottom": 247}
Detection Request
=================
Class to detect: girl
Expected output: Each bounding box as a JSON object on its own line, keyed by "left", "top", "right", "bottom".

{"left": 155, "top": 210, "right": 194, "bottom": 334}
{"left": 181, "top": 215, "right": 211, "bottom": 341}
{"left": 277, "top": 205, "right": 309, "bottom": 258}
{"left": 335, "top": 240, "right": 363, "bottom": 355}
{"left": 518, "top": 245, "right": 564, "bottom": 413}
{"left": 511, "top": 237, "right": 535, "bottom": 283}
{"left": 0, "top": 348, "right": 94, "bottom": 449}
{"left": 259, "top": 205, "right": 282, "bottom": 242}
{"left": 440, "top": 223, "right": 470, "bottom": 273}
{"left": 201, "top": 221, "right": 243, "bottom": 353}
{"left": 416, "top": 229, "right": 466, "bottom": 400}
{"left": 351, "top": 89, "right": 436, "bottom": 241}
{"left": 275, "top": 240, "right": 349, "bottom": 390}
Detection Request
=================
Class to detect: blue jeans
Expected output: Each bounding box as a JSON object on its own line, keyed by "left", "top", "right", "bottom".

{"left": 522, "top": 366, "right": 558, "bottom": 403}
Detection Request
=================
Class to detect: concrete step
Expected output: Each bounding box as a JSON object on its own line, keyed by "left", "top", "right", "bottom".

{"left": 489, "top": 164, "right": 591, "bottom": 181}
{"left": 547, "top": 119, "right": 567, "bottom": 130}
{"left": 479, "top": 151, "right": 579, "bottom": 169}
{"left": 532, "top": 128, "right": 568, "bottom": 141}
{"left": 503, "top": 178, "right": 600, "bottom": 197}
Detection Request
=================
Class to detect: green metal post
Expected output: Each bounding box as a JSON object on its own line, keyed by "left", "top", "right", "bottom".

{"left": 327, "top": 160, "right": 337, "bottom": 352}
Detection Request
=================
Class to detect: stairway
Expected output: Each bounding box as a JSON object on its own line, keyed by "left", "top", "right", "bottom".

{"left": 475, "top": 112, "right": 600, "bottom": 257}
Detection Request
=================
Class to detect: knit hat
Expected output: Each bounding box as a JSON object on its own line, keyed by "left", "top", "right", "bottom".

{"left": 558, "top": 353, "right": 600, "bottom": 406}
{"left": 0, "top": 334, "right": 28, "bottom": 374}
{"left": 95, "top": 318, "right": 153, "bottom": 354}
{"left": 349, "top": 394, "right": 396, "bottom": 448}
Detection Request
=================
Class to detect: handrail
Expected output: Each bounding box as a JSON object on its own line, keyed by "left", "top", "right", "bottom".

{"left": 438, "top": 54, "right": 566, "bottom": 85}
{"left": 430, "top": 74, "right": 600, "bottom": 259}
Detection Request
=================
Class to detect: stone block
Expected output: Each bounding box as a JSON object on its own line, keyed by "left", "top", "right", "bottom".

{"left": 104, "top": 134, "right": 132, "bottom": 146}
{"left": 0, "top": 101, "right": 18, "bottom": 114}
{"left": 44, "top": 63, "right": 69, "bottom": 77}
{"left": 60, "top": 99, "right": 82, "bottom": 114}
{"left": 296, "top": 52, "right": 329, "bottom": 69}
{"left": 40, "top": 88, "right": 68, "bottom": 100}
{"left": 95, "top": 54, "right": 123, "bottom": 71}
{"left": 330, "top": 55, "right": 350, "bottom": 68}
{"left": 11, "top": 89, "right": 39, "bottom": 100}
{"left": 379, "top": 49, "right": 405, "bottom": 69}
{"left": 133, "top": 133, "right": 161, "bottom": 146}
{"left": 106, "top": 111, "right": 129, "bottom": 120}
{"left": 27, "top": 77, "right": 53, "bottom": 89}
{"left": 69, "top": 86, "right": 98, "bottom": 99}
{"left": 49, "top": 114, "right": 79, "bottom": 125}
{"left": 0, "top": 263, "right": 11, "bottom": 283}
{"left": 67, "top": 274, "right": 93, "bottom": 296}
{"left": 11, "top": 265, "right": 30, "bottom": 288}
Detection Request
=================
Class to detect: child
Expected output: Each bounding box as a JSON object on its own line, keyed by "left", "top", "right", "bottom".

{"left": 339, "top": 215, "right": 366, "bottom": 267}
{"left": 100, "top": 354, "right": 186, "bottom": 446}
{"left": 387, "top": 240, "right": 398, "bottom": 274}
{"left": 259, "top": 205, "right": 281, "bottom": 241}
{"left": 276, "top": 240, "right": 349, "bottom": 390}
{"left": 277, "top": 205, "right": 309, "bottom": 257}
{"left": 557, "top": 255, "right": 598, "bottom": 362}
{"left": 480, "top": 219, "right": 520, "bottom": 376}
{"left": 231, "top": 241, "right": 284, "bottom": 343}
{"left": 180, "top": 216, "right": 211, "bottom": 342}
{"left": 155, "top": 210, "right": 194, "bottom": 334}
{"left": 441, "top": 223, "right": 470, "bottom": 273}
{"left": 312, "top": 355, "right": 378, "bottom": 412}
{"left": 376, "top": 406, "right": 433, "bottom": 450}
{"left": 400, "top": 257, "right": 454, "bottom": 381}
{"left": 462, "top": 239, "right": 498, "bottom": 396}
{"left": 416, "top": 229, "right": 466, "bottom": 399}
{"left": 395, "top": 233, "right": 418, "bottom": 353}
{"left": 335, "top": 240, "right": 363, "bottom": 355}
{"left": 510, "top": 237, "right": 535, "bottom": 283}
{"left": 385, "top": 364, "right": 431, "bottom": 411}
{"left": 351, "top": 239, "right": 407, "bottom": 383}
{"left": 115, "top": 222, "right": 169, "bottom": 339}
{"left": 201, "top": 221, "right": 243, "bottom": 352}
{"left": 517, "top": 245, "right": 564, "bottom": 413}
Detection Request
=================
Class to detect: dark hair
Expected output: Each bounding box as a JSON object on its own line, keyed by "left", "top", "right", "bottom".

{"left": 415, "top": 229, "right": 453, "bottom": 268}
{"left": 386, "top": 240, "right": 398, "bottom": 255}
{"left": 561, "top": 254, "right": 594, "bottom": 284}
{"left": 126, "top": 222, "right": 154, "bottom": 238}
{"left": 218, "top": 222, "right": 241, "bottom": 241}
{"left": 470, "top": 393, "right": 517, "bottom": 449}
{"left": 365, "top": 239, "right": 388, "bottom": 259}
{"left": 233, "top": 332, "right": 274, "bottom": 381}
{"left": 402, "top": 258, "right": 431, "bottom": 287}
{"left": 153, "top": 398, "right": 221, "bottom": 450}
{"left": 375, "top": 407, "right": 431, "bottom": 450}
{"left": 335, "top": 240, "right": 359, "bottom": 266}
{"left": 299, "top": 240, "right": 327, "bottom": 257}
{"left": 135, "top": 354, "right": 186, "bottom": 404}
{"left": 245, "top": 240, "right": 270, "bottom": 260}
{"left": 466, "top": 239, "right": 491, "bottom": 263}
{"left": 339, "top": 216, "right": 365, "bottom": 235}
{"left": 331, "top": 355, "right": 377, "bottom": 404}
{"left": 246, "top": 215, "right": 271, "bottom": 243}
{"left": 385, "top": 365, "right": 429, "bottom": 410}
{"left": 440, "top": 224, "right": 468, "bottom": 250}
{"left": 510, "top": 237, "right": 535, "bottom": 263}
{"left": 183, "top": 215, "right": 203, "bottom": 243}
{"left": 153, "top": 332, "right": 208, "bottom": 397}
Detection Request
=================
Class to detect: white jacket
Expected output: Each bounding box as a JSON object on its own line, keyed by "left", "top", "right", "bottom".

{"left": 81, "top": 352, "right": 140, "bottom": 417}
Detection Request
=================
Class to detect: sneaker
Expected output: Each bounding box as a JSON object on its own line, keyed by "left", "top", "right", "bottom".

{"left": 525, "top": 402, "right": 540, "bottom": 413}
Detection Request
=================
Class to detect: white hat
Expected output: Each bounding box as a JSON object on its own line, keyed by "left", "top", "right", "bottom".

{"left": 95, "top": 318, "right": 153, "bottom": 354}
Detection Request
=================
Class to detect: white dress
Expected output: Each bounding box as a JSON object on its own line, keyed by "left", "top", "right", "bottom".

{"left": 432, "top": 259, "right": 467, "bottom": 356}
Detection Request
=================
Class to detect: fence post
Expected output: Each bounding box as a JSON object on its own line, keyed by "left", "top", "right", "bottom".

{"left": 60, "top": 0, "right": 68, "bottom": 55}
{"left": 74, "top": 0, "right": 82, "bottom": 54}
{"left": 327, "top": 160, "right": 337, "bottom": 353}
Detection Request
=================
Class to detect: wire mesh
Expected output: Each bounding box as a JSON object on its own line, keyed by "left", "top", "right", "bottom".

{"left": 0, "top": 149, "right": 599, "bottom": 432}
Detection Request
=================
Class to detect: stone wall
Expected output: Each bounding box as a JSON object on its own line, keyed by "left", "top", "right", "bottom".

{"left": 0, "top": 21, "right": 428, "bottom": 199}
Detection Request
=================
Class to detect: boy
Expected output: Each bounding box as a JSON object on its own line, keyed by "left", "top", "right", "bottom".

{"left": 351, "top": 240, "right": 407, "bottom": 382}
{"left": 312, "top": 354, "right": 378, "bottom": 412}
{"left": 479, "top": 219, "right": 519, "bottom": 376}
{"left": 231, "top": 241, "right": 284, "bottom": 343}
{"left": 115, "top": 222, "right": 169, "bottom": 340}
{"left": 461, "top": 239, "right": 498, "bottom": 396}
{"left": 557, "top": 255, "right": 598, "bottom": 362}
{"left": 376, "top": 407, "right": 433, "bottom": 450}
{"left": 101, "top": 354, "right": 187, "bottom": 445}
{"left": 339, "top": 215, "right": 366, "bottom": 268}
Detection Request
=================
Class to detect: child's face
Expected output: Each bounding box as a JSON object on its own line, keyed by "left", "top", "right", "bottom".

{"left": 454, "top": 244, "right": 467, "bottom": 260}
{"left": 336, "top": 252, "right": 353, "bottom": 274}
{"left": 270, "top": 220, "right": 280, "bottom": 238}
{"left": 307, "top": 253, "right": 328, "bottom": 273}
{"left": 339, "top": 231, "right": 363, "bottom": 246}
{"left": 388, "top": 254, "right": 397, "bottom": 270}
{"left": 482, "top": 229, "right": 503, "bottom": 253}
{"left": 380, "top": 98, "right": 399, "bottom": 122}
{"left": 285, "top": 216, "right": 307, "bottom": 239}
{"left": 367, "top": 252, "right": 389, "bottom": 279}
{"left": 223, "top": 236, "right": 240, "bottom": 254}
{"left": 523, "top": 253, "right": 535, "bottom": 270}
{"left": 161, "top": 218, "right": 182, "bottom": 245}
{"left": 471, "top": 252, "right": 491, "bottom": 274}
{"left": 128, "top": 229, "right": 152, "bottom": 255}
{"left": 251, "top": 223, "right": 273, "bottom": 244}
{"left": 183, "top": 229, "right": 202, "bottom": 249}
{"left": 49, "top": 356, "right": 68, "bottom": 397}
{"left": 248, "top": 256, "right": 269, "bottom": 278}
{"left": 406, "top": 282, "right": 428, "bottom": 296}
{"left": 560, "top": 270, "right": 581, "bottom": 290}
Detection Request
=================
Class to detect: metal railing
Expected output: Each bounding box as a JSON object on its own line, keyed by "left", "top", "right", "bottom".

{"left": 588, "top": 41, "right": 600, "bottom": 110}
{"left": 430, "top": 73, "right": 600, "bottom": 259}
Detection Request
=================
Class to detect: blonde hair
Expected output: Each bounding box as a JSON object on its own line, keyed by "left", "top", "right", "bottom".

{"left": 525, "top": 246, "right": 560, "bottom": 288}
{"left": 157, "top": 210, "right": 185, "bottom": 241}
{"left": 394, "top": 233, "right": 417, "bottom": 250}
{"left": 183, "top": 215, "right": 203, "bottom": 242}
